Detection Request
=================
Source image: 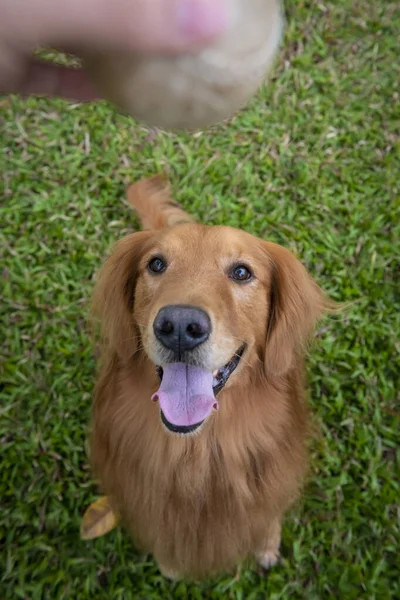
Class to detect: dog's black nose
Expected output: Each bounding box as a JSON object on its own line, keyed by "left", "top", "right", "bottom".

{"left": 154, "top": 305, "right": 211, "bottom": 354}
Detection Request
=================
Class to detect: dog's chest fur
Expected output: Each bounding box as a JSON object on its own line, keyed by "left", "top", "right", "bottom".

{"left": 92, "top": 357, "right": 307, "bottom": 578}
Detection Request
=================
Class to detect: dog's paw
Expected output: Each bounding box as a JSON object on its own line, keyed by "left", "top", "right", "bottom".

{"left": 257, "top": 548, "right": 280, "bottom": 571}
{"left": 158, "top": 564, "right": 181, "bottom": 581}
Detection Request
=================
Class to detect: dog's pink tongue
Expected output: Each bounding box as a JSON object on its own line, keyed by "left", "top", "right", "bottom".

{"left": 152, "top": 364, "right": 215, "bottom": 427}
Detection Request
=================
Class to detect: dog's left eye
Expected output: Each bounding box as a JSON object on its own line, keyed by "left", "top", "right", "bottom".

{"left": 229, "top": 264, "right": 253, "bottom": 282}
{"left": 148, "top": 256, "right": 167, "bottom": 274}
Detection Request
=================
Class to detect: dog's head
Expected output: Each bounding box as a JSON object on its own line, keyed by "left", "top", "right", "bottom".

{"left": 94, "top": 215, "right": 330, "bottom": 435}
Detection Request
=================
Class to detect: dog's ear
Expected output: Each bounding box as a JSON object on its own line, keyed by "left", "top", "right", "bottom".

{"left": 263, "top": 242, "right": 332, "bottom": 377}
{"left": 92, "top": 231, "right": 153, "bottom": 359}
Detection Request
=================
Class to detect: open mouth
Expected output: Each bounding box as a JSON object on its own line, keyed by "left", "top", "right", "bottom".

{"left": 160, "top": 411, "right": 202, "bottom": 435}
{"left": 155, "top": 344, "right": 246, "bottom": 435}
{"left": 211, "top": 344, "right": 246, "bottom": 397}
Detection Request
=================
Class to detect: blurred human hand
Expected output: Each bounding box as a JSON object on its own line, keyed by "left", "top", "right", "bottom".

{"left": 0, "top": 0, "right": 227, "bottom": 101}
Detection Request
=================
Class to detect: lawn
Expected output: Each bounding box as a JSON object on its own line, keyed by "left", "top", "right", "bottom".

{"left": 1, "top": 1, "right": 399, "bottom": 598}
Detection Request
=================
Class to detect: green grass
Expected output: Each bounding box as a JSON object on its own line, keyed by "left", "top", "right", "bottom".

{"left": 1, "top": 1, "right": 399, "bottom": 598}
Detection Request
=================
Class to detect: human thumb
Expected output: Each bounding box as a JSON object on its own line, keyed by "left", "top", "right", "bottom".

{"left": 42, "top": 0, "right": 229, "bottom": 54}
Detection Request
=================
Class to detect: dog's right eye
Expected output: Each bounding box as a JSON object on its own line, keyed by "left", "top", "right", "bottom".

{"left": 148, "top": 256, "right": 167, "bottom": 274}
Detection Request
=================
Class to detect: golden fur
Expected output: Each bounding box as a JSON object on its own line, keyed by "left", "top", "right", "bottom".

{"left": 90, "top": 176, "right": 332, "bottom": 579}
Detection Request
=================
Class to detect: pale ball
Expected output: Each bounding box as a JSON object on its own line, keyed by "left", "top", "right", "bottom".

{"left": 84, "top": 0, "right": 283, "bottom": 131}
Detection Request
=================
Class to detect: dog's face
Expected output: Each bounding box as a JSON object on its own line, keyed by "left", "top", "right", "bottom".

{"left": 136, "top": 224, "right": 268, "bottom": 379}
{"left": 94, "top": 224, "right": 328, "bottom": 435}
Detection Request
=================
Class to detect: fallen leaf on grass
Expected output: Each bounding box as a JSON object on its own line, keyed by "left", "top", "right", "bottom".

{"left": 81, "top": 496, "right": 120, "bottom": 540}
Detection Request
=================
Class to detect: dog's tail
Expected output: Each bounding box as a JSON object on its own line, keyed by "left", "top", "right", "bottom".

{"left": 127, "top": 175, "right": 194, "bottom": 230}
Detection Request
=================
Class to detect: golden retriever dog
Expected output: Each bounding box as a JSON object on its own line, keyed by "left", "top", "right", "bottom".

{"left": 90, "top": 176, "right": 332, "bottom": 580}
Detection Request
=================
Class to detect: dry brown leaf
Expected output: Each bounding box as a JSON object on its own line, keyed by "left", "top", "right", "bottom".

{"left": 80, "top": 496, "right": 120, "bottom": 540}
